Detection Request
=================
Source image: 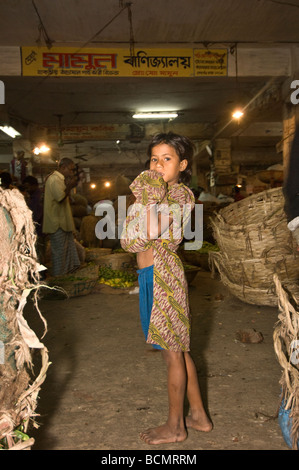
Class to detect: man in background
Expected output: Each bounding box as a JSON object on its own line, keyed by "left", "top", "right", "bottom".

{"left": 23, "top": 175, "right": 45, "bottom": 264}
{"left": 43, "top": 158, "right": 80, "bottom": 276}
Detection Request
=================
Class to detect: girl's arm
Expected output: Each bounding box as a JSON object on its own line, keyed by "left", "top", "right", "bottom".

{"left": 146, "top": 203, "right": 172, "bottom": 240}
{"left": 120, "top": 170, "right": 167, "bottom": 252}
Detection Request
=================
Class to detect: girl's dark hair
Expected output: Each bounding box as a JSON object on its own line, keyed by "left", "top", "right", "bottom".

{"left": 147, "top": 132, "right": 194, "bottom": 185}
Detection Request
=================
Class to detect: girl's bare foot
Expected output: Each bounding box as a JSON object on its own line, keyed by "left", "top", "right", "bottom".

{"left": 140, "top": 423, "right": 187, "bottom": 445}
{"left": 185, "top": 413, "right": 213, "bottom": 432}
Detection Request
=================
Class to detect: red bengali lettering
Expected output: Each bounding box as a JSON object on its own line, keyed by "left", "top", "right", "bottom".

{"left": 42, "top": 52, "right": 118, "bottom": 70}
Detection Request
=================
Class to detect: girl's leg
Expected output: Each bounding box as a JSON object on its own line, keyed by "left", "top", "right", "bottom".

{"left": 184, "top": 352, "right": 213, "bottom": 431}
{"left": 140, "top": 350, "right": 187, "bottom": 445}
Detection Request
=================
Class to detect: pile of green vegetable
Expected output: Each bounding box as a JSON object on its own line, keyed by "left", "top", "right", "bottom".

{"left": 0, "top": 425, "right": 30, "bottom": 450}
{"left": 192, "top": 241, "right": 219, "bottom": 253}
{"left": 99, "top": 266, "right": 138, "bottom": 288}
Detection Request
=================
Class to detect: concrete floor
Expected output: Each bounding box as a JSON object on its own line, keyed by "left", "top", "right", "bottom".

{"left": 25, "top": 270, "right": 289, "bottom": 451}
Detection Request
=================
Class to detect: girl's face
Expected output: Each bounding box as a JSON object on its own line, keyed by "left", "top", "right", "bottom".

{"left": 149, "top": 143, "right": 187, "bottom": 186}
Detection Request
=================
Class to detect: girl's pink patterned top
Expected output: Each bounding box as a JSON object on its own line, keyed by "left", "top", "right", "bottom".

{"left": 121, "top": 170, "right": 195, "bottom": 351}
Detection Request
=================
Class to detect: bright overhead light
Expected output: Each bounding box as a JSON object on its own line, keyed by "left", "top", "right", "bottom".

{"left": 132, "top": 112, "right": 178, "bottom": 120}
{"left": 232, "top": 110, "right": 244, "bottom": 120}
{"left": 33, "top": 144, "right": 50, "bottom": 155}
{"left": 39, "top": 144, "right": 50, "bottom": 153}
{"left": 0, "top": 126, "right": 21, "bottom": 138}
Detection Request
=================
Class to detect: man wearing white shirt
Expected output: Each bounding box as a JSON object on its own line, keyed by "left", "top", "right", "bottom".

{"left": 43, "top": 158, "right": 80, "bottom": 275}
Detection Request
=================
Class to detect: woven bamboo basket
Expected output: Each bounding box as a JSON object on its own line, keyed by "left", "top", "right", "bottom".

{"left": 211, "top": 206, "right": 294, "bottom": 260}
{"left": 216, "top": 186, "right": 284, "bottom": 225}
{"left": 210, "top": 250, "right": 299, "bottom": 290}
{"left": 98, "top": 253, "right": 135, "bottom": 271}
{"left": 85, "top": 247, "right": 112, "bottom": 263}
{"left": 210, "top": 251, "right": 279, "bottom": 306}
{"left": 45, "top": 264, "right": 99, "bottom": 299}
{"left": 210, "top": 187, "right": 299, "bottom": 306}
{"left": 55, "top": 278, "right": 98, "bottom": 298}
{"left": 273, "top": 275, "right": 299, "bottom": 449}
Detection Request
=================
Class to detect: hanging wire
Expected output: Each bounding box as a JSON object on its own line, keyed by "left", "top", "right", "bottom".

{"left": 262, "top": 0, "right": 299, "bottom": 8}
{"left": 234, "top": 42, "right": 242, "bottom": 118}
{"left": 9, "top": 3, "right": 136, "bottom": 114}
{"left": 230, "top": 43, "right": 240, "bottom": 104}
{"left": 127, "top": 2, "right": 135, "bottom": 57}
{"left": 80, "top": 2, "right": 134, "bottom": 52}
{"left": 32, "top": 0, "right": 54, "bottom": 49}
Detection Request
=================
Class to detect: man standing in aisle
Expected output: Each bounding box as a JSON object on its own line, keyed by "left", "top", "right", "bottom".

{"left": 43, "top": 158, "right": 80, "bottom": 276}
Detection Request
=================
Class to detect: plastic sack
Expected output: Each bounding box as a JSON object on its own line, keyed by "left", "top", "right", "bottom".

{"left": 278, "top": 401, "right": 299, "bottom": 450}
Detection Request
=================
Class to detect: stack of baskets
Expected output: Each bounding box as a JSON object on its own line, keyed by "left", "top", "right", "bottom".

{"left": 273, "top": 274, "right": 299, "bottom": 449}
{"left": 210, "top": 187, "right": 299, "bottom": 306}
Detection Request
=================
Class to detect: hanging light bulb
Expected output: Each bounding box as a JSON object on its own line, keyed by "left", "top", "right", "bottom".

{"left": 232, "top": 109, "right": 244, "bottom": 121}
{"left": 33, "top": 143, "right": 50, "bottom": 155}
{"left": 232, "top": 109, "right": 244, "bottom": 120}
{"left": 39, "top": 144, "right": 50, "bottom": 153}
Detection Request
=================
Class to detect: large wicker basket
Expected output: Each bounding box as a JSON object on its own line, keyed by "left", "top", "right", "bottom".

{"left": 215, "top": 186, "right": 284, "bottom": 226}
{"left": 97, "top": 253, "right": 135, "bottom": 271}
{"left": 45, "top": 264, "right": 99, "bottom": 299}
{"left": 210, "top": 188, "right": 293, "bottom": 260}
{"left": 273, "top": 275, "right": 299, "bottom": 449}
{"left": 210, "top": 252, "right": 279, "bottom": 306}
{"left": 210, "top": 187, "right": 299, "bottom": 306}
{"left": 85, "top": 247, "right": 112, "bottom": 263}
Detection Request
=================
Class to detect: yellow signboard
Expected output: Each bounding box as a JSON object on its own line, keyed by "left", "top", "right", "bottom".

{"left": 21, "top": 47, "right": 227, "bottom": 77}
{"left": 194, "top": 48, "right": 228, "bottom": 76}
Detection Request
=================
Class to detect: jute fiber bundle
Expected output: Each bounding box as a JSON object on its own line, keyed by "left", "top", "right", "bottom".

{"left": 273, "top": 274, "right": 299, "bottom": 449}
{"left": 0, "top": 188, "right": 50, "bottom": 450}
{"left": 210, "top": 187, "right": 299, "bottom": 306}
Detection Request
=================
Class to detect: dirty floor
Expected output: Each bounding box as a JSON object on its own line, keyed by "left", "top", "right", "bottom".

{"left": 25, "top": 270, "right": 290, "bottom": 451}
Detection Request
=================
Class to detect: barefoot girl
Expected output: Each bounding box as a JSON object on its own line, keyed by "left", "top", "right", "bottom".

{"left": 121, "top": 132, "right": 212, "bottom": 445}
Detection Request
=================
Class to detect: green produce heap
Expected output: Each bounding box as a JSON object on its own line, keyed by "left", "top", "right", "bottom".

{"left": 99, "top": 266, "right": 138, "bottom": 288}
{"left": 195, "top": 241, "right": 219, "bottom": 253}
